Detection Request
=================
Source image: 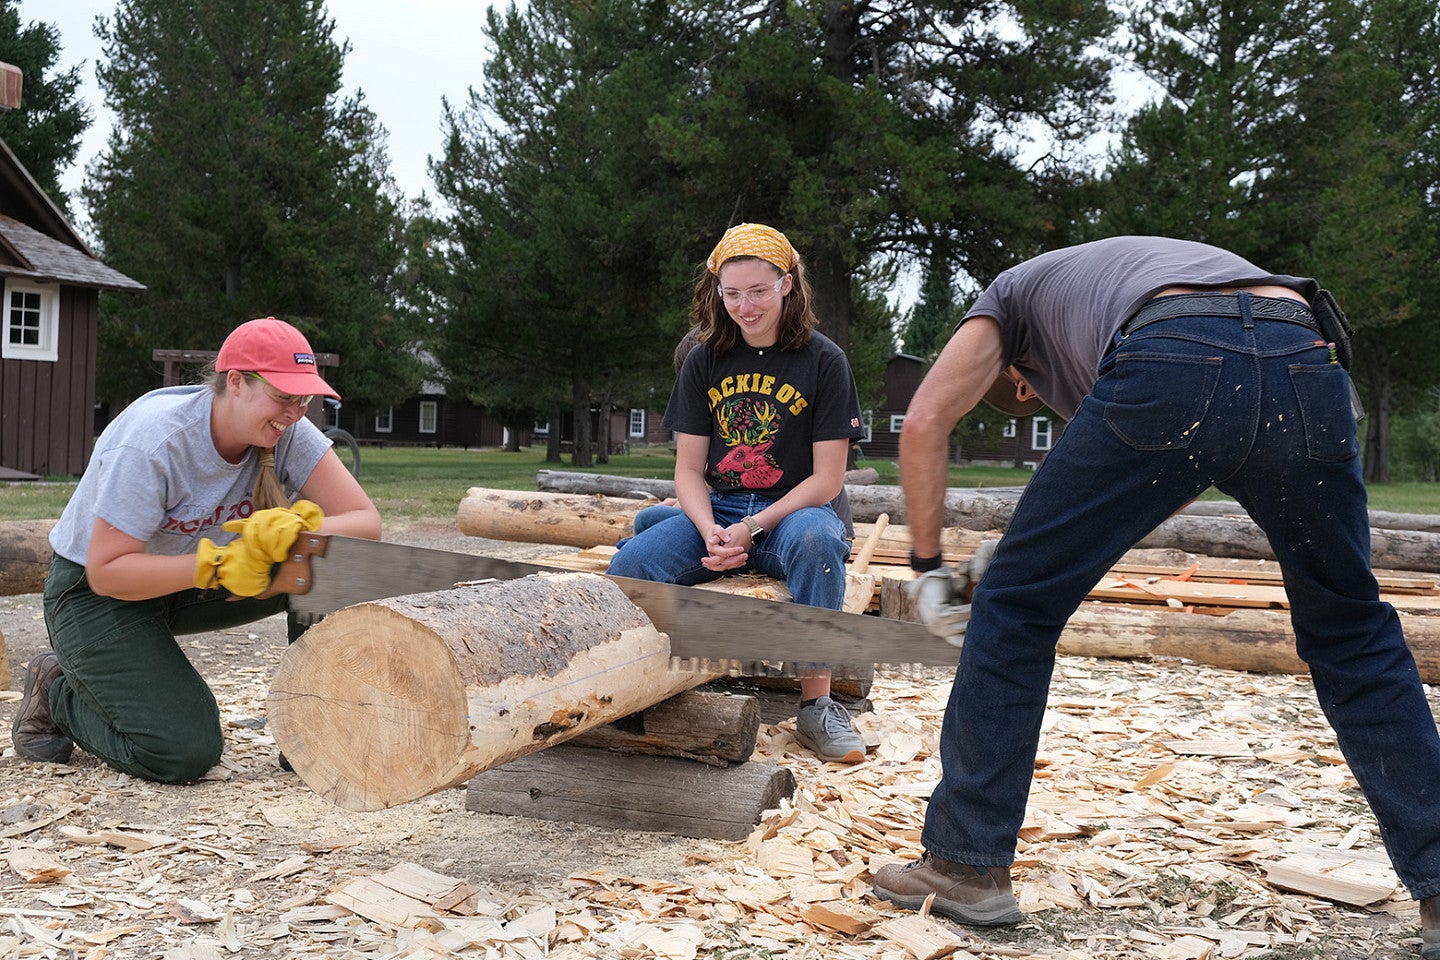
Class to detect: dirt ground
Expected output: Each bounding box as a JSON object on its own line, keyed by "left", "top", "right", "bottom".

{"left": 2, "top": 522, "right": 1436, "bottom": 959}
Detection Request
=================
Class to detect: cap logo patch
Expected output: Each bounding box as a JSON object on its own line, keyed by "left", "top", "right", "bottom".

{"left": 293, "top": 353, "right": 316, "bottom": 366}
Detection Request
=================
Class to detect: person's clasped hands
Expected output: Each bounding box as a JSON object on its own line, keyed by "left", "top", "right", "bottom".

{"left": 905, "top": 539, "right": 998, "bottom": 647}
{"left": 700, "top": 521, "right": 751, "bottom": 572}
{"left": 193, "top": 500, "right": 325, "bottom": 596}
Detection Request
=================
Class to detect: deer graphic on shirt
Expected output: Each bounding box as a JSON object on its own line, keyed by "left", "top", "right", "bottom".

{"left": 715, "top": 398, "right": 782, "bottom": 488}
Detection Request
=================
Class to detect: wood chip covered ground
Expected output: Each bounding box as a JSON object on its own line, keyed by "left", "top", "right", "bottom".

{"left": 3, "top": 527, "right": 1436, "bottom": 959}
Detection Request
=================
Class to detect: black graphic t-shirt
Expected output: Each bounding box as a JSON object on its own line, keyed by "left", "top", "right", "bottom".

{"left": 663, "top": 332, "right": 864, "bottom": 498}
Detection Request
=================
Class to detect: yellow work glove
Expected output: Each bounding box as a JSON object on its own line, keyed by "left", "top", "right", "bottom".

{"left": 193, "top": 536, "right": 274, "bottom": 597}
{"left": 221, "top": 500, "right": 325, "bottom": 563}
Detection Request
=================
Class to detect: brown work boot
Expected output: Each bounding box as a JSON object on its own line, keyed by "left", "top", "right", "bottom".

{"left": 11, "top": 652, "right": 73, "bottom": 764}
{"left": 872, "top": 852, "right": 1022, "bottom": 926}
{"left": 1421, "top": 894, "right": 1440, "bottom": 960}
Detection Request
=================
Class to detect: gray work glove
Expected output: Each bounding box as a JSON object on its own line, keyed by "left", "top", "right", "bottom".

{"left": 904, "top": 540, "right": 998, "bottom": 647}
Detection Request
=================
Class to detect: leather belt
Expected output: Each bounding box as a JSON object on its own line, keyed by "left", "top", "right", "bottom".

{"left": 1122, "top": 292, "right": 1319, "bottom": 337}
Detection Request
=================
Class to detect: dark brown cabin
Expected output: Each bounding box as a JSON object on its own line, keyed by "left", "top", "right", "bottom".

{"left": 0, "top": 73, "right": 145, "bottom": 478}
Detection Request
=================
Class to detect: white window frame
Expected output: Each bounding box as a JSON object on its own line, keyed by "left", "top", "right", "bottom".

{"left": 532, "top": 419, "right": 550, "bottom": 435}
{"left": 628, "top": 409, "right": 646, "bottom": 438}
{"left": 1002, "top": 418, "right": 1017, "bottom": 439}
{"left": 374, "top": 407, "right": 394, "bottom": 433}
{"left": 889, "top": 414, "right": 905, "bottom": 434}
{"left": 2, "top": 279, "right": 60, "bottom": 362}
{"left": 860, "top": 410, "right": 873, "bottom": 444}
{"left": 1031, "top": 416, "right": 1052, "bottom": 451}
{"left": 418, "top": 400, "right": 438, "bottom": 434}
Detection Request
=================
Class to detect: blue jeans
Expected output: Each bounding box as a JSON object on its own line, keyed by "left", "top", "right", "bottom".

{"left": 924, "top": 296, "right": 1440, "bottom": 899}
{"left": 608, "top": 492, "right": 849, "bottom": 611}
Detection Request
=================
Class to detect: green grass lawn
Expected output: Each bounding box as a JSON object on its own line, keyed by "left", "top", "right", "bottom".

{"left": 4, "top": 443, "right": 1440, "bottom": 523}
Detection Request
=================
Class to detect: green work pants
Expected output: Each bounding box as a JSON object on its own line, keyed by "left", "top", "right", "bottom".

{"left": 42, "top": 555, "right": 298, "bottom": 783}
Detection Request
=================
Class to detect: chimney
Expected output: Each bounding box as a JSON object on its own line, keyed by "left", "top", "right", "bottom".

{"left": 0, "top": 62, "right": 22, "bottom": 114}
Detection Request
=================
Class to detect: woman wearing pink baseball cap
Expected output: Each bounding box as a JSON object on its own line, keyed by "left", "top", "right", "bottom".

{"left": 13, "top": 317, "right": 380, "bottom": 783}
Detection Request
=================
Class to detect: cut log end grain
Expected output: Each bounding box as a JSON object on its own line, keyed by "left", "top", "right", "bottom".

{"left": 267, "top": 573, "right": 718, "bottom": 812}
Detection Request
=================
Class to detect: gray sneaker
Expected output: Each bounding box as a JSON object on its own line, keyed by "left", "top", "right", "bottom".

{"left": 795, "top": 696, "right": 865, "bottom": 763}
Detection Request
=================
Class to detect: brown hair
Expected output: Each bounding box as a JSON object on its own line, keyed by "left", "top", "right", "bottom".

{"left": 206, "top": 368, "right": 293, "bottom": 511}
{"left": 689, "top": 254, "right": 819, "bottom": 356}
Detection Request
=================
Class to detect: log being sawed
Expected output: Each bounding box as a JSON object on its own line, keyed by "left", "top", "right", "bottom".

{"left": 266, "top": 573, "right": 720, "bottom": 812}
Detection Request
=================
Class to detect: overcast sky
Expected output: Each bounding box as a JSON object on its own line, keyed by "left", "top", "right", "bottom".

{"left": 16, "top": 0, "right": 498, "bottom": 208}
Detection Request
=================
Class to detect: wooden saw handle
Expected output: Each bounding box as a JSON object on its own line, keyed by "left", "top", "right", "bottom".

{"left": 257, "top": 532, "right": 330, "bottom": 598}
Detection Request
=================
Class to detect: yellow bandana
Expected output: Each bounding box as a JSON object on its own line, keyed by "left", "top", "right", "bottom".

{"left": 706, "top": 223, "right": 797, "bottom": 275}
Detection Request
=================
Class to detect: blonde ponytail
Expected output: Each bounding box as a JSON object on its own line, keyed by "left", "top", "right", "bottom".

{"left": 252, "top": 447, "right": 292, "bottom": 510}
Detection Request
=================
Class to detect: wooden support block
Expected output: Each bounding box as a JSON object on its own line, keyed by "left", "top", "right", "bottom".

{"left": 568, "top": 689, "right": 761, "bottom": 764}
{"left": 465, "top": 744, "right": 795, "bottom": 841}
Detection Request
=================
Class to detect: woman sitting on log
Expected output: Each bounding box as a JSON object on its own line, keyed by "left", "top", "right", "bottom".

{"left": 12, "top": 317, "right": 381, "bottom": 782}
{"left": 608, "top": 223, "right": 867, "bottom": 763}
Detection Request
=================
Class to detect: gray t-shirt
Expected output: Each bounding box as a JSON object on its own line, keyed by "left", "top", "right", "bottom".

{"left": 961, "top": 236, "right": 1319, "bottom": 419}
{"left": 49, "top": 385, "right": 332, "bottom": 564}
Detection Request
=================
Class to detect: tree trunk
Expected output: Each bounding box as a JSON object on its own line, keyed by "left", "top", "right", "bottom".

{"left": 570, "top": 386, "right": 593, "bottom": 468}
{"left": 0, "top": 520, "right": 56, "bottom": 596}
{"left": 1363, "top": 367, "right": 1393, "bottom": 482}
{"left": 809, "top": 244, "right": 852, "bottom": 352}
{"left": 595, "top": 393, "right": 612, "bottom": 466}
{"left": 266, "top": 573, "right": 719, "bottom": 812}
{"left": 546, "top": 404, "right": 564, "bottom": 463}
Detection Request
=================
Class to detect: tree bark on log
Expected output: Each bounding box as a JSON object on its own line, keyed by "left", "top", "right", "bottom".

{"left": 568, "top": 689, "right": 760, "bottom": 764}
{"left": 266, "top": 573, "right": 719, "bottom": 812}
{"left": 456, "top": 487, "right": 642, "bottom": 548}
{"left": 465, "top": 744, "right": 796, "bottom": 841}
{"left": 534, "top": 468, "right": 879, "bottom": 500}
{"left": 0, "top": 519, "right": 56, "bottom": 596}
{"left": 535, "top": 471, "right": 675, "bottom": 499}
{"left": 1179, "top": 498, "right": 1440, "bottom": 534}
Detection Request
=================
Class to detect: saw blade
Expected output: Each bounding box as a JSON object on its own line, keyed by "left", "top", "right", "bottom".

{"left": 278, "top": 535, "right": 960, "bottom": 671}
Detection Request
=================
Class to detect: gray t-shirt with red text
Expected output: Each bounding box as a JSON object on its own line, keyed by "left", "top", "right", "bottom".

{"left": 49, "top": 385, "right": 331, "bottom": 564}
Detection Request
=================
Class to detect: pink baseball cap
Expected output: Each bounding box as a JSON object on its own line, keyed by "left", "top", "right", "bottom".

{"left": 215, "top": 317, "right": 340, "bottom": 399}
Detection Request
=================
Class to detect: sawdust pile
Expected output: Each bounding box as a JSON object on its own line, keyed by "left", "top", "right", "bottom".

{"left": 2, "top": 598, "right": 1432, "bottom": 959}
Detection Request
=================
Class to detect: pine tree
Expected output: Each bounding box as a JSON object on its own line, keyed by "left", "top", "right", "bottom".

{"left": 428, "top": 0, "right": 693, "bottom": 465}
{"left": 0, "top": 0, "right": 90, "bottom": 214}
{"left": 902, "top": 253, "right": 960, "bottom": 360}
{"left": 83, "top": 0, "right": 422, "bottom": 407}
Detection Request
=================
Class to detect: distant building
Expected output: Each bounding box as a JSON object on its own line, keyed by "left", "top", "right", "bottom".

{"left": 859, "top": 353, "right": 1063, "bottom": 468}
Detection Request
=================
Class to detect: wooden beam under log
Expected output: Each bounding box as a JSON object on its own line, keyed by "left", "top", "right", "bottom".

{"left": 465, "top": 744, "right": 796, "bottom": 841}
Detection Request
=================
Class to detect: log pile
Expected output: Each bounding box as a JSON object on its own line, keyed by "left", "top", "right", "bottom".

{"left": 455, "top": 484, "right": 1440, "bottom": 684}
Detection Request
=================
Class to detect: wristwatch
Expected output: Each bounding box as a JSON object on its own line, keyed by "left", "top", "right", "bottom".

{"left": 740, "top": 515, "right": 767, "bottom": 544}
